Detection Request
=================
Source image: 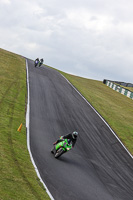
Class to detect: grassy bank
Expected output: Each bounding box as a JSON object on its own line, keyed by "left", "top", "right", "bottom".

{"left": 58, "top": 72, "right": 133, "bottom": 155}
{"left": 45, "top": 65, "right": 133, "bottom": 155}
{"left": 0, "top": 48, "right": 132, "bottom": 200}
{"left": 0, "top": 49, "right": 50, "bottom": 200}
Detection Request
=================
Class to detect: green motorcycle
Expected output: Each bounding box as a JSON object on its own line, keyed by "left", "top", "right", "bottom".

{"left": 51, "top": 136, "right": 72, "bottom": 158}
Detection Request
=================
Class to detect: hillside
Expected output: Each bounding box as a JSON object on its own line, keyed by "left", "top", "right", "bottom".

{"left": 0, "top": 48, "right": 132, "bottom": 199}
{"left": 58, "top": 72, "right": 133, "bottom": 155}
{"left": 0, "top": 48, "right": 50, "bottom": 200}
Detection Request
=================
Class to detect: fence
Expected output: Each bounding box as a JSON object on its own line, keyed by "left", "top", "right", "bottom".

{"left": 103, "top": 79, "right": 133, "bottom": 100}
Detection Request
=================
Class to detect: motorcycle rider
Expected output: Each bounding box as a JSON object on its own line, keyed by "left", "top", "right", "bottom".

{"left": 53, "top": 131, "right": 78, "bottom": 148}
{"left": 34, "top": 58, "right": 39, "bottom": 67}
{"left": 39, "top": 58, "right": 44, "bottom": 67}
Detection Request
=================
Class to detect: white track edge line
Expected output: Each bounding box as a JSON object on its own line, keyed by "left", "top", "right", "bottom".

{"left": 26, "top": 59, "right": 55, "bottom": 200}
{"left": 61, "top": 74, "right": 133, "bottom": 159}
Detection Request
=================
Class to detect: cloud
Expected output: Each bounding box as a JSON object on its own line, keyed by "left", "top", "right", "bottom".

{"left": 0, "top": 0, "right": 133, "bottom": 83}
{"left": 0, "top": 0, "right": 11, "bottom": 5}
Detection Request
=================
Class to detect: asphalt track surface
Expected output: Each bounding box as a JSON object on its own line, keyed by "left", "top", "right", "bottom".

{"left": 27, "top": 59, "right": 133, "bottom": 200}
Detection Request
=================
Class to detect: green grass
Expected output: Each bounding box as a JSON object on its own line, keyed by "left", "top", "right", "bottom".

{"left": 0, "top": 48, "right": 133, "bottom": 200}
{"left": 0, "top": 48, "right": 50, "bottom": 200}
{"left": 58, "top": 72, "right": 133, "bottom": 155}
{"left": 44, "top": 65, "right": 133, "bottom": 155}
{"left": 125, "top": 87, "right": 133, "bottom": 92}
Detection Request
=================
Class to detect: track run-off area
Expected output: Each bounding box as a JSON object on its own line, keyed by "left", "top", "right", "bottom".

{"left": 26, "top": 59, "right": 133, "bottom": 200}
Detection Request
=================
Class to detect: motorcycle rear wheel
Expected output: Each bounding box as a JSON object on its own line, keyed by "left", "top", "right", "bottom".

{"left": 51, "top": 147, "right": 55, "bottom": 154}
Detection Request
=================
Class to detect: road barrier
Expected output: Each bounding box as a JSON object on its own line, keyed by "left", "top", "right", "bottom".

{"left": 103, "top": 80, "right": 133, "bottom": 100}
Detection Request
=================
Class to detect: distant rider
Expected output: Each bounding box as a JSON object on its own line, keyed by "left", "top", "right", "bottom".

{"left": 54, "top": 131, "right": 78, "bottom": 148}
{"left": 39, "top": 58, "right": 44, "bottom": 67}
{"left": 34, "top": 58, "right": 39, "bottom": 67}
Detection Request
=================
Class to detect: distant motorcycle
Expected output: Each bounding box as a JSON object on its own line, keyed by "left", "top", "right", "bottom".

{"left": 51, "top": 136, "right": 72, "bottom": 158}
{"left": 39, "top": 58, "right": 43, "bottom": 67}
{"left": 34, "top": 58, "right": 39, "bottom": 67}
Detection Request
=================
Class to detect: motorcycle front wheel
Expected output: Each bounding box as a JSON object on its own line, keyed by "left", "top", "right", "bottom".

{"left": 55, "top": 148, "right": 64, "bottom": 158}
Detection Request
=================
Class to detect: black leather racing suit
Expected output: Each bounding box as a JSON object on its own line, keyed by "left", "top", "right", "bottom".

{"left": 56, "top": 133, "right": 77, "bottom": 147}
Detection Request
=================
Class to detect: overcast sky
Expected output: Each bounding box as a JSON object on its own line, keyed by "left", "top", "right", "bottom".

{"left": 1, "top": 0, "right": 133, "bottom": 83}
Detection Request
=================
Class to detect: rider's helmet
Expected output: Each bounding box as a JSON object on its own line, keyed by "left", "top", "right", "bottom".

{"left": 72, "top": 131, "right": 78, "bottom": 139}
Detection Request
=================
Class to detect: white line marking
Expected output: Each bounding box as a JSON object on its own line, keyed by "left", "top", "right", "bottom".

{"left": 26, "top": 59, "right": 55, "bottom": 200}
{"left": 61, "top": 74, "right": 133, "bottom": 159}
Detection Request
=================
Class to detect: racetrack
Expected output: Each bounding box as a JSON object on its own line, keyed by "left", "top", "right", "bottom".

{"left": 27, "top": 59, "right": 133, "bottom": 200}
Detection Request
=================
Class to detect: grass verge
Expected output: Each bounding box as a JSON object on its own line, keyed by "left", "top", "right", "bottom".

{"left": 43, "top": 65, "right": 133, "bottom": 155}
{"left": 44, "top": 65, "right": 133, "bottom": 155}
{"left": 0, "top": 48, "right": 132, "bottom": 200}
{"left": 0, "top": 48, "right": 50, "bottom": 200}
{"left": 58, "top": 72, "right": 133, "bottom": 155}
